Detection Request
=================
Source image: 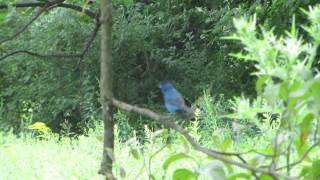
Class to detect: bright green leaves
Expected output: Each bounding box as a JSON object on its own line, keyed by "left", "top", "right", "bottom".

{"left": 162, "top": 153, "right": 231, "bottom": 180}
{"left": 300, "top": 159, "right": 320, "bottom": 180}
{"left": 256, "top": 75, "right": 269, "bottom": 95}
{"left": 162, "top": 153, "right": 199, "bottom": 179}
{"left": 225, "top": 4, "right": 320, "bottom": 179}
{"left": 0, "top": 10, "right": 9, "bottom": 24}
{"left": 163, "top": 153, "right": 190, "bottom": 170}
{"left": 295, "top": 113, "right": 313, "bottom": 158}
{"left": 226, "top": 173, "right": 251, "bottom": 180}
{"left": 233, "top": 15, "right": 257, "bottom": 44}
{"left": 226, "top": 10, "right": 316, "bottom": 85}
{"left": 172, "top": 168, "right": 197, "bottom": 180}
{"left": 302, "top": 6, "right": 320, "bottom": 45}
{"left": 259, "top": 174, "right": 273, "bottom": 180}
{"left": 0, "top": 0, "right": 17, "bottom": 29}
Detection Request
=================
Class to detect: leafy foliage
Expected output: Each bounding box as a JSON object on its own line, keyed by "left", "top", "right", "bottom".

{"left": 0, "top": 0, "right": 319, "bottom": 140}
{"left": 225, "top": 5, "right": 320, "bottom": 178}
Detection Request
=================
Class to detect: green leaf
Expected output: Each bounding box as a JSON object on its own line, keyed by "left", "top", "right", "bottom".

{"left": 226, "top": 173, "right": 251, "bottom": 180}
{"left": 300, "top": 165, "right": 312, "bottom": 179}
{"left": 220, "top": 139, "right": 232, "bottom": 151}
{"left": 150, "top": 174, "right": 156, "bottom": 180}
{"left": 310, "top": 159, "right": 320, "bottom": 179}
{"left": 130, "top": 148, "right": 140, "bottom": 160}
{"left": 163, "top": 153, "right": 190, "bottom": 170}
{"left": 279, "top": 82, "right": 288, "bottom": 101}
{"left": 229, "top": 52, "right": 254, "bottom": 61}
{"left": 259, "top": 174, "right": 273, "bottom": 180}
{"left": 172, "top": 168, "right": 197, "bottom": 180}
{"left": 300, "top": 113, "right": 313, "bottom": 134}
{"left": 256, "top": 75, "right": 269, "bottom": 95}
{"left": 294, "top": 113, "right": 313, "bottom": 158}
{"left": 0, "top": 11, "right": 9, "bottom": 24}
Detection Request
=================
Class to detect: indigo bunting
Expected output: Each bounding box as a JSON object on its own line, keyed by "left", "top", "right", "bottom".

{"left": 159, "top": 81, "right": 193, "bottom": 114}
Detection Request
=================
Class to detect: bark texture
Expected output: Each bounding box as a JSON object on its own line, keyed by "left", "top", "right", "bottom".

{"left": 98, "top": 0, "right": 114, "bottom": 179}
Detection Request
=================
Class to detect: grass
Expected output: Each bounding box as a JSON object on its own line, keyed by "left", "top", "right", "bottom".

{"left": 0, "top": 132, "right": 102, "bottom": 180}
{"left": 0, "top": 119, "right": 275, "bottom": 180}
{"left": 0, "top": 95, "right": 310, "bottom": 180}
{"left": 0, "top": 125, "right": 212, "bottom": 180}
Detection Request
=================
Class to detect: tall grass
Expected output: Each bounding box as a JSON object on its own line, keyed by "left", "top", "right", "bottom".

{"left": 0, "top": 93, "right": 291, "bottom": 179}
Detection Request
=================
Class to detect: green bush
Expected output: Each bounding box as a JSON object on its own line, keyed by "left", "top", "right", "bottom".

{"left": 224, "top": 5, "right": 320, "bottom": 178}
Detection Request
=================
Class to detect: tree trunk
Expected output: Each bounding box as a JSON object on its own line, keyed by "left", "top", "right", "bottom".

{"left": 98, "top": 0, "right": 114, "bottom": 179}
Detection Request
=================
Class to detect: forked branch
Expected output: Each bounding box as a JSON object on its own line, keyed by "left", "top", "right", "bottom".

{"left": 0, "top": 1, "right": 97, "bottom": 18}
{"left": 0, "top": 20, "right": 100, "bottom": 63}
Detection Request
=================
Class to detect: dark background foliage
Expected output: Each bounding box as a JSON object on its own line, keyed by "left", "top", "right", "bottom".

{"left": 0, "top": 0, "right": 318, "bottom": 139}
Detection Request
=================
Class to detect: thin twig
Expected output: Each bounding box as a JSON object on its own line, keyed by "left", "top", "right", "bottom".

{"left": 76, "top": 19, "right": 101, "bottom": 67}
{"left": 313, "top": 118, "right": 319, "bottom": 142}
{"left": 0, "top": 50, "right": 80, "bottom": 62}
{"left": 0, "top": 21, "right": 101, "bottom": 63}
{"left": 0, "top": 1, "right": 97, "bottom": 18}
{"left": 0, "top": 6, "right": 47, "bottom": 45}
{"left": 80, "top": 22, "right": 101, "bottom": 58}
{"left": 286, "top": 142, "right": 292, "bottom": 176}
{"left": 270, "top": 128, "right": 281, "bottom": 173}
{"left": 235, "top": 154, "right": 259, "bottom": 179}
{"left": 148, "top": 144, "right": 167, "bottom": 179}
{"left": 276, "top": 140, "right": 320, "bottom": 171}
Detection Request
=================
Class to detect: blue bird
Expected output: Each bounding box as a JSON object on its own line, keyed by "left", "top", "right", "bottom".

{"left": 159, "top": 81, "right": 193, "bottom": 114}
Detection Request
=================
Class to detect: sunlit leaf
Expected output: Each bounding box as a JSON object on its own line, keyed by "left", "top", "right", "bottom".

{"left": 130, "top": 148, "right": 140, "bottom": 160}
{"left": 163, "top": 153, "right": 190, "bottom": 170}
{"left": 172, "top": 168, "right": 197, "bottom": 180}
{"left": 226, "top": 173, "right": 251, "bottom": 180}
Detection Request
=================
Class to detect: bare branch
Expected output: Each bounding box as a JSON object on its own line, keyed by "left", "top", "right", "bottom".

{"left": 0, "top": 7, "right": 46, "bottom": 45}
{"left": 148, "top": 144, "right": 168, "bottom": 178}
{"left": 0, "top": 50, "right": 81, "bottom": 62}
{"left": 111, "top": 98, "right": 294, "bottom": 179}
{"left": 276, "top": 140, "right": 320, "bottom": 171}
{"left": 0, "top": 1, "right": 100, "bottom": 62}
{"left": 0, "top": 20, "right": 101, "bottom": 63}
{"left": 0, "top": 1, "right": 97, "bottom": 18}
{"left": 235, "top": 154, "right": 259, "bottom": 179}
{"left": 79, "top": 20, "right": 101, "bottom": 59}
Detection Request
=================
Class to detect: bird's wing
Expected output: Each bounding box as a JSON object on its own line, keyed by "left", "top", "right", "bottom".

{"left": 166, "top": 96, "right": 186, "bottom": 108}
{"left": 164, "top": 89, "right": 185, "bottom": 106}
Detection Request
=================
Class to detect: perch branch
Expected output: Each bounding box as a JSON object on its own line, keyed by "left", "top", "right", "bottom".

{"left": 111, "top": 98, "right": 294, "bottom": 179}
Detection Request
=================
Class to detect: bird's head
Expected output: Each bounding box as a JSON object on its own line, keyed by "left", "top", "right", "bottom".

{"left": 159, "top": 81, "right": 174, "bottom": 92}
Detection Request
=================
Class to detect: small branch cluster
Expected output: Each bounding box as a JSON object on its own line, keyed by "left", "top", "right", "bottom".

{"left": 0, "top": 1, "right": 100, "bottom": 63}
